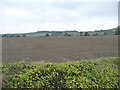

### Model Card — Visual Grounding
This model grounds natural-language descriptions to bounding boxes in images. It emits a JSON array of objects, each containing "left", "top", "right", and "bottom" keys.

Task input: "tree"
[
  {"left": 80, "top": 32, "right": 83, "bottom": 36},
  {"left": 84, "top": 32, "right": 89, "bottom": 36},
  {"left": 104, "top": 32, "right": 106, "bottom": 35},
  {"left": 115, "top": 27, "right": 120, "bottom": 35},
  {"left": 64, "top": 32, "right": 71, "bottom": 36},
  {"left": 45, "top": 34, "right": 49, "bottom": 37},
  {"left": 104, "top": 32, "right": 108, "bottom": 35},
  {"left": 16, "top": 34, "right": 20, "bottom": 37}
]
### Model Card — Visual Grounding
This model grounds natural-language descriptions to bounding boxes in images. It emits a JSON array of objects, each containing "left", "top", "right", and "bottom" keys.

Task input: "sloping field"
[{"left": 2, "top": 35, "right": 118, "bottom": 63}]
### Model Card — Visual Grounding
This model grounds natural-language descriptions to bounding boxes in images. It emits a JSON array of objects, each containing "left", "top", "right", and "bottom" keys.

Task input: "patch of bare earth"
[{"left": 2, "top": 36, "right": 118, "bottom": 63}]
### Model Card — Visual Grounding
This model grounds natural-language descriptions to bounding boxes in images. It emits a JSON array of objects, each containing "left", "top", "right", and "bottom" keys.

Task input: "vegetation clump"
[{"left": 2, "top": 57, "right": 119, "bottom": 89}]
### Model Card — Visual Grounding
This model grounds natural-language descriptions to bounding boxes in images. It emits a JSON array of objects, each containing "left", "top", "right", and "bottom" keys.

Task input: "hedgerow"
[{"left": 2, "top": 57, "right": 119, "bottom": 89}]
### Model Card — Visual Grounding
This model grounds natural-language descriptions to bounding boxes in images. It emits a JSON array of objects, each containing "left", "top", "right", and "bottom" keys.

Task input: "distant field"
[{"left": 2, "top": 35, "right": 118, "bottom": 63}]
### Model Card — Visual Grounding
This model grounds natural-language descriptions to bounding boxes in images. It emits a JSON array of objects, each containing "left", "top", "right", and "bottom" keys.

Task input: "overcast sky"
[{"left": 0, "top": 0, "right": 119, "bottom": 34}]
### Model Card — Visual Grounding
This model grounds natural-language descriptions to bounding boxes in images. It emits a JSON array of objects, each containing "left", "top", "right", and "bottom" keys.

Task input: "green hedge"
[{"left": 2, "top": 58, "right": 119, "bottom": 89}]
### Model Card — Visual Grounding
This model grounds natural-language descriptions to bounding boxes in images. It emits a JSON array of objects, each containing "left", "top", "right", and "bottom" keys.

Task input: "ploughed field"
[{"left": 2, "top": 35, "right": 118, "bottom": 63}]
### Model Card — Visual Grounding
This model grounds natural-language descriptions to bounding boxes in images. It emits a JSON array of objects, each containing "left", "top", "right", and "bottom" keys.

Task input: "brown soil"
[{"left": 2, "top": 35, "right": 118, "bottom": 63}]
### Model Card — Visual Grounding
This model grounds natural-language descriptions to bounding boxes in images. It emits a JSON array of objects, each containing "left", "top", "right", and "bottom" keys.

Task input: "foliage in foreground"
[{"left": 2, "top": 57, "right": 119, "bottom": 89}]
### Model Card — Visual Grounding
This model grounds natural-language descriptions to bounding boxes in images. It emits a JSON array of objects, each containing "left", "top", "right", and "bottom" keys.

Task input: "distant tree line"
[
  {"left": 2, "top": 34, "right": 26, "bottom": 38},
  {"left": 2, "top": 27, "right": 119, "bottom": 38}
]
